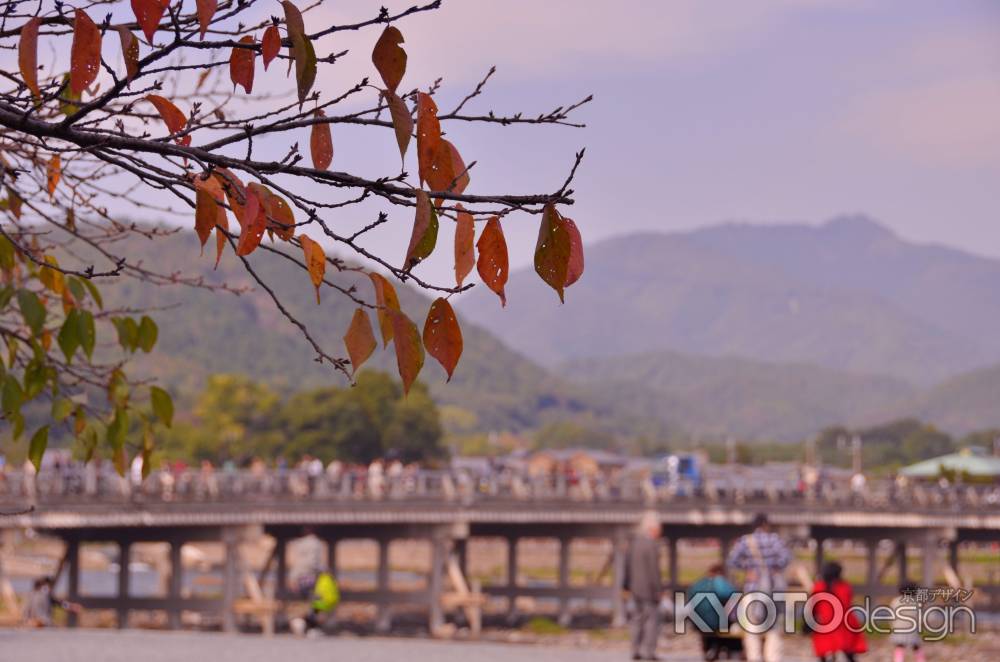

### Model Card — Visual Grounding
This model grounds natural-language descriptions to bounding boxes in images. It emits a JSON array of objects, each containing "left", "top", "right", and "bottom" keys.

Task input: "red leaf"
[
  {"left": 131, "top": 0, "right": 168, "bottom": 44},
  {"left": 247, "top": 183, "right": 295, "bottom": 241},
  {"left": 372, "top": 26, "right": 406, "bottom": 94},
  {"left": 18, "top": 17, "right": 40, "bottom": 98},
  {"left": 70, "top": 9, "right": 101, "bottom": 95},
  {"left": 423, "top": 298, "right": 463, "bottom": 381},
  {"left": 390, "top": 309, "right": 424, "bottom": 395},
  {"left": 534, "top": 203, "right": 572, "bottom": 302},
  {"left": 193, "top": 173, "right": 225, "bottom": 250},
  {"left": 383, "top": 89, "right": 413, "bottom": 163},
  {"left": 261, "top": 25, "right": 281, "bottom": 70},
  {"left": 299, "top": 235, "right": 325, "bottom": 304},
  {"left": 236, "top": 186, "right": 266, "bottom": 256},
  {"left": 229, "top": 35, "right": 256, "bottom": 94},
  {"left": 369, "top": 272, "right": 401, "bottom": 347},
  {"left": 310, "top": 110, "right": 333, "bottom": 170},
  {"left": 195, "top": 0, "right": 217, "bottom": 40},
  {"left": 476, "top": 216, "right": 508, "bottom": 306},
  {"left": 416, "top": 92, "right": 441, "bottom": 187},
  {"left": 146, "top": 95, "right": 191, "bottom": 146},
  {"left": 116, "top": 27, "right": 140, "bottom": 81},
  {"left": 563, "top": 217, "right": 584, "bottom": 287},
  {"left": 343, "top": 308, "right": 376, "bottom": 377},
  {"left": 454, "top": 204, "right": 475, "bottom": 287}
]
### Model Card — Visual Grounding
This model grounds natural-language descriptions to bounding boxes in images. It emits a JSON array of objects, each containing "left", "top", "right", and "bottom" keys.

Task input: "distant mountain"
[
  {"left": 87, "top": 230, "right": 618, "bottom": 434},
  {"left": 560, "top": 351, "right": 915, "bottom": 441},
  {"left": 902, "top": 365, "right": 1000, "bottom": 435},
  {"left": 459, "top": 216, "right": 993, "bottom": 384}
]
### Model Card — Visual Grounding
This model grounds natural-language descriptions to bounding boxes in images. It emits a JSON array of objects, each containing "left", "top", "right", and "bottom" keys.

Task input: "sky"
[{"left": 300, "top": 0, "right": 1000, "bottom": 281}]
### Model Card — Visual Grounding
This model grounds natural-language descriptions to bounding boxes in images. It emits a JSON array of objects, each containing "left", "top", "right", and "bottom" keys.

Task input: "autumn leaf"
[
  {"left": 18, "top": 17, "right": 40, "bottom": 99},
  {"left": 404, "top": 190, "right": 438, "bottom": 271},
  {"left": 343, "top": 308, "right": 376, "bottom": 377},
  {"left": 372, "top": 26, "right": 406, "bottom": 94},
  {"left": 213, "top": 167, "right": 247, "bottom": 222},
  {"left": 282, "top": 1, "right": 317, "bottom": 105},
  {"left": 230, "top": 36, "right": 256, "bottom": 94},
  {"left": 423, "top": 297, "right": 463, "bottom": 381},
  {"left": 248, "top": 183, "right": 295, "bottom": 241},
  {"left": 382, "top": 89, "right": 413, "bottom": 162},
  {"left": 446, "top": 141, "right": 470, "bottom": 195},
  {"left": 262, "top": 25, "right": 281, "bottom": 70},
  {"left": 534, "top": 203, "right": 572, "bottom": 302},
  {"left": 116, "top": 27, "right": 140, "bottom": 81},
  {"left": 193, "top": 173, "right": 225, "bottom": 250},
  {"left": 563, "top": 216, "right": 584, "bottom": 287},
  {"left": 236, "top": 185, "right": 266, "bottom": 256},
  {"left": 476, "top": 216, "right": 508, "bottom": 306},
  {"left": 299, "top": 235, "right": 325, "bottom": 304},
  {"left": 196, "top": 0, "right": 217, "bottom": 40},
  {"left": 146, "top": 95, "right": 191, "bottom": 146},
  {"left": 416, "top": 92, "right": 442, "bottom": 187},
  {"left": 214, "top": 212, "right": 229, "bottom": 269},
  {"left": 390, "top": 309, "right": 424, "bottom": 395},
  {"left": 46, "top": 156, "right": 61, "bottom": 199},
  {"left": 310, "top": 110, "right": 333, "bottom": 170},
  {"left": 70, "top": 9, "right": 101, "bottom": 95},
  {"left": 131, "top": 0, "right": 167, "bottom": 44},
  {"left": 454, "top": 204, "right": 475, "bottom": 287},
  {"left": 369, "top": 272, "right": 400, "bottom": 347}
]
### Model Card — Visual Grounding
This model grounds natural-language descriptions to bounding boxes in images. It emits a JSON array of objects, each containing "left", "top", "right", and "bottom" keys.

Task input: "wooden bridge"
[{"left": 2, "top": 468, "right": 999, "bottom": 633}]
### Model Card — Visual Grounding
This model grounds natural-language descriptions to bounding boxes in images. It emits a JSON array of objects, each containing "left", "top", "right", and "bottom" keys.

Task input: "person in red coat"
[{"left": 811, "top": 561, "right": 867, "bottom": 662}]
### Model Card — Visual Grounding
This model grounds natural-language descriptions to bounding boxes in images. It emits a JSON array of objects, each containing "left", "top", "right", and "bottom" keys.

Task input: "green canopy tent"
[{"left": 899, "top": 446, "right": 1000, "bottom": 483}]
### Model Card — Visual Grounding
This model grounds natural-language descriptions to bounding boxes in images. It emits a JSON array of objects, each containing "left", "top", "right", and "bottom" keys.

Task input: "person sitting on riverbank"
[
  {"left": 686, "top": 563, "right": 740, "bottom": 660},
  {"left": 23, "top": 576, "right": 80, "bottom": 627},
  {"left": 811, "top": 561, "right": 867, "bottom": 662},
  {"left": 290, "top": 568, "right": 340, "bottom": 637}
]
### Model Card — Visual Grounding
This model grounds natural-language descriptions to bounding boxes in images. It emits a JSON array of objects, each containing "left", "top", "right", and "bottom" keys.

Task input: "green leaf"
[
  {"left": 80, "top": 425, "right": 98, "bottom": 462},
  {"left": 2, "top": 375, "right": 23, "bottom": 417},
  {"left": 51, "top": 398, "right": 74, "bottom": 422},
  {"left": 282, "top": 1, "right": 317, "bottom": 105},
  {"left": 107, "top": 407, "right": 128, "bottom": 452},
  {"left": 22, "top": 360, "right": 47, "bottom": 400},
  {"left": 59, "top": 72, "right": 81, "bottom": 116},
  {"left": 17, "top": 289, "right": 46, "bottom": 335},
  {"left": 81, "top": 277, "right": 103, "bottom": 309},
  {"left": 58, "top": 308, "right": 81, "bottom": 362},
  {"left": 28, "top": 425, "right": 48, "bottom": 471},
  {"left": 112, "top": 316, "right": 139, "bottom": 352},
  {"left": 10, "top": 411, "right": 24, "bottom": 441},
  {"left": 150, "top": 386, "right": 173, "bottom": 428},
  {"left": 67, "top": 277, "right": 86, "bottom": 303},
  {"left": 0, "top": 285, "right": 14, "bottom": 310},
  {"left": 137, "top": 315, "right": 158, "bottom": 352},
  {"left": 77, "top": 309, "right": 96, "bottom": 360},
  {"left": 0, "top": 237, "right": 14, "bottom": 271}
]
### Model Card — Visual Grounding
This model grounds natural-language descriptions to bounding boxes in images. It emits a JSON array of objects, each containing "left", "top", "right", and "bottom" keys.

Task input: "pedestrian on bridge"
[{"left": 625, "top": 511, "right": 664, "bottom": 661}]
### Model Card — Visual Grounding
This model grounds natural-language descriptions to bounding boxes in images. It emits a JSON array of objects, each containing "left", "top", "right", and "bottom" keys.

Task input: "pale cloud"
[{"left": 840, "top": 76, "right": 1000, "bottom": 167}]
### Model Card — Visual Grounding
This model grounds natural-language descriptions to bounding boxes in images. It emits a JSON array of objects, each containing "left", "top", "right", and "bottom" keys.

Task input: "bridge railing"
[{"left": 1, "top": 466, "right": 999, "bottom": 511}]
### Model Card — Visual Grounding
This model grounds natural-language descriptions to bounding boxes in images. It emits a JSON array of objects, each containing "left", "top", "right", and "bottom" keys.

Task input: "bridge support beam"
[
  {"left": 117, "top": 540, "right": 131, "bottom": 629},
  {"left": 896, "top": 540, "right": 908, "bottom": 584},
  {"left": 375, "top": 537, "right": 392, "bottom": 633},
  {"left": 168, "top": 539, "right": 183, "bottom": 630},
  {"left": 428, "top": 536, "right": 446, "bottom": 632},
  {"left": 506, "top": 536, "right": 518, "bottom": 623},
  {"left": 66, "top": 538, "right": 80, "bottom": 628},
  {"left": 558, "top": 536, "right": 571, "bottom": 627},
  {"left": 667, "top": 537, "right": 679, "bottom": 593},
  {"left": 221, "top": 528, "right": 239, "bottom": 633},
  {"left": 814, "top": 537, "right": 825, "bottom": 575},
  {"left": 865, "top": 538, "right": 879, "bottom": 594},
  {"left": 611, "top": 532, "right": 627, "bottom": 628}
]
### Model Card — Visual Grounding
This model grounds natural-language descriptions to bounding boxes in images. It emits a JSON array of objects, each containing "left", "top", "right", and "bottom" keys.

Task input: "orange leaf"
[
  {"left": 368, "top": 272, "right": 400, "bottom": 347},
  {"left": 116, "top": 27, "right": 140, "bottom": 81},
  {"left": 146, "top": 95, "right": 191, "bottom": 146},
  {"left": 299, "top": 235, "right": 325, "bottom": 304},
  {"left": 236, "top": 186, "right": 266, "bottom": 256},
  {"left": 534, "top": 203, "right": 572, "bottom": 302},
  {"left": 416, "top": 92, "right": 442, "bottom": 187},
  {"left": 70, "top": 9, "right": 101, "bottom": 95},
  {"left": 194, "top": 173, "right": 225, "bottom": 249},
  {"left": 423, "top": 298, "right": 463, "bottom": 381},
  {"left": 476, "top": 216, "right": 508, "bottom": 306},
  {"left": 262, "top": 25, "right": 281, "bottom": 70},
  {"left": 310, "top": 110, "right": 333, "bottom": 170},
  {"left": 454, "top": 204, "right": 475, "bottom": 287},
  {"left": 18, "top": 17, "right": 40, "bottom": 98},
  {"left": 46, "top": 155, "right": 61, "bottom": 199},
  {"left": 229, "top": 35, "right": 256, "bottom": 94},
  {"left": 372, "top": 25, "right": 406, "bottom": 94},
  {"left": 390, "top": 309, "right": 424, "bottom": 395},
  {"left": 213, "top": 168, "right": 247, "bottom": 223},
  {"left": 131, "top": 0, "right": 167, "bottom": 44},
  {"left": 446, "top": 141, "right": 470, "bottom": 195},
  {"left": 214, "top": 211, "right": 229, "bottom": 269},
  {"left": 382, "top": 89, "right": 413, "bottom": 163},
  {"left": 563, "top": 217, "right": 584, "bottom": 287},
  {"left": 343, "top": 308, "right": 376, "bottom": 377},
  {"left": 195, "top": 0, "right": 217, "bottom": 40},
  {"left": 404, "top": 190, "right": 438, "bottom": 271}
]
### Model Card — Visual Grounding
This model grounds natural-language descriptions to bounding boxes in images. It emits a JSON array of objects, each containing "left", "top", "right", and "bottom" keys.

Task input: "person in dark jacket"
[
  {"left": 687, "top": 564, "right": 740, "bottom": 660},
  {"left": 625, "top": 511, "right": 663, "bottom": 660}
]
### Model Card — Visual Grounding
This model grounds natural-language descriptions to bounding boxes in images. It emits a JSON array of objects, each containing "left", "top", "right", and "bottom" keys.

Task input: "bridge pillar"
[
  {"left": 428, "top": 535, "right": 446, "bottom": 632},
  {"left": 221, "top": 528, "right": 239, "bottom": 633},
  {"left": 168, "top": 539, "right": 183, "bottom": 630},
  {"left": 667, "top": 537, "right": 679, "bottom": 593},
  {"left": 948, "top": 540, "right": 960, "bottom": 579},
  {"left": 896, "top": 540, "right": 908, "bottom": 584},
  {"left": 719, "top": 535, "right": 733, "bottom": 565},
  {"left": 375, "top": 537, "right": 392, "bottom": 633},
  {"left": 814, "top": 537, "right": 825, "bottom": 575},
  {"left": 66, "top": 538, "right": 80, "bottom": 628},
  {"left": 922, "top": 533, "right": 939, "bottom": 588},
  {"left": 506, "top": 536, "right": 518, "bottom": 623},
  {"left": 274, "top": 537, "right": 288, "bottom": 601},
  {"left": 558, "top": 535, "right": 571, "bottom": 627},
  {"left": 865, "top": 538, "right": 879, "bottom": 594},
  {"left": 326, "top": 538, "right": 338, "bottom": 575},
  {"left": 611, "top": 531, "right": 627, "bottom": 628},
  {"left": 117, "top": 540, "right": 131, "bottom": 629}
]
